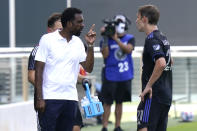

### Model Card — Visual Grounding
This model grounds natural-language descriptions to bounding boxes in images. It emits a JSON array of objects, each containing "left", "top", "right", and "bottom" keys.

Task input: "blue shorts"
[{"left": 38, "top": 100, "right": 77, "bottom": 131}]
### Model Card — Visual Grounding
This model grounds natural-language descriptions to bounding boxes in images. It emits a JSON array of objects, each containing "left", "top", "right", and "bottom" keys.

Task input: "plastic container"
[{"left": 81, "top": 83, "right": 104, "bottom": 118}]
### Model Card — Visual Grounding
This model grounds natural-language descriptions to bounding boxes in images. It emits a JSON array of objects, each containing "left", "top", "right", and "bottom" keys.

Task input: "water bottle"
[
  {"left": 81, "top": 96, "right": 89, "bottom": 107},
  {"left": 92, "top": 96, "right": 99, "bottom": 102}
]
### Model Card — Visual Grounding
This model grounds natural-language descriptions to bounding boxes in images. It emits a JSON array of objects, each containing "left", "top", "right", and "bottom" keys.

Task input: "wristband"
[
  {"left": 87, "top": 44, "right": 94, "bottom": 47},
  {"left": 116, "top": 38, "right": 121, "bottom": 43},
  {"left": 37, "top": 97, "right": 43, "bottom": 100}
]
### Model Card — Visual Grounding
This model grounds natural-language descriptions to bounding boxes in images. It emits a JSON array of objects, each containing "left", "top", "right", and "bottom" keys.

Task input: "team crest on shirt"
[
  {"left": 162, "top": 40, "right": 170, "bottom": 45},
  {"left": 114, "top": 48, "right": 127, "bottom": 60},
  {"left": 152, "top": 44, "right": 160, "bottom": 51}
]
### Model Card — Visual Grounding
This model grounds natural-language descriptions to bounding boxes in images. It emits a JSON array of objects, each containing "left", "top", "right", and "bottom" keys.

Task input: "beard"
[
  {"left": 74, "top": 31, "right": 81, "bottom": 36},
  {"left": 72, "top": 28, "right": 82, "bottom": 36}
]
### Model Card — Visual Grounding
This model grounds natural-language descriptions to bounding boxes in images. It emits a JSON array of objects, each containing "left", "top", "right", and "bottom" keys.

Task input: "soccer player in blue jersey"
[
  {"left": 136, "top": 5, "right": 173, "bottom": 131},
  {"left": 100, "top": 14, "right": 135, "bottom": 131}
]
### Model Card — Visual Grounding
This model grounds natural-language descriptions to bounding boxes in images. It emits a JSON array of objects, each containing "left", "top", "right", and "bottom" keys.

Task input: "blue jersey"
[{"left": 105, "top": 34, "right": 135, "bottom": 81}]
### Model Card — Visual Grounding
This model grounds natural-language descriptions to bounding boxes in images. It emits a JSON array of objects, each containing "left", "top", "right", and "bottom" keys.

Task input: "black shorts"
[
  {"left": 101, "top": 79, "right": 132, "bottom": 105},
  {"left": 137, "top": 98, "right": 170, "bottom": 131},
  {"left": 73, "top": 105, "right": 83, "bottom": 127}
]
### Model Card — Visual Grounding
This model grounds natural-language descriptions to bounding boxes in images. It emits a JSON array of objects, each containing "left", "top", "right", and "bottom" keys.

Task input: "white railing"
[
  {"left": 0, "top": 46, "right": 197, "bottom": 103},
  {"left": 95, "top": 46, "right": 197, "bottom": 58},
  {"left": 1, "top": 46, "right": 197, "bottom": 58}
]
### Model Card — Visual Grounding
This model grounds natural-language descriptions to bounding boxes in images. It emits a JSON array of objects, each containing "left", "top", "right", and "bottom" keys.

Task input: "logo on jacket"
[
  {"left": 152, "top": 44, "right": 160, "bottom": 51},
  {"left": 114, "top": 48, "right": 127, "bottom": 60}
]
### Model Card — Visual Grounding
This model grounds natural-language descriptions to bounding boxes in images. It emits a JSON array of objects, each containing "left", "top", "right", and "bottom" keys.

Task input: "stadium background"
[
  {"left": 0, "top": 0, "right": 197, "bottom": 130},
  {"left": 1, "top": 0, "right": 197, "bottom": 47}
]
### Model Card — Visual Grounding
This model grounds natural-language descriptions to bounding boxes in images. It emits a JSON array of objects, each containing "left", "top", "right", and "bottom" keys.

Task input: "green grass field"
[
  {"left": 82, "top": 113, "right": 197, "bottom": 131},
  {"left": 81, "top": 118, "right": 197, "bottom": 131},
  {"left": 81, "top": 103, "right": 197, "bottom": 131},
  {"left": 168, "top": 121, "right": 197, "bottom": 131}
]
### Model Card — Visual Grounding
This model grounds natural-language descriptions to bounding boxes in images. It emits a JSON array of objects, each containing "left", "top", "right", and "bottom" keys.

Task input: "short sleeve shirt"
[
  {"left": 142, "top": 30, "right": 172, "bottom": 105},
  {"left": 35, "top": 30, "right": 86, "bottom": 101}
]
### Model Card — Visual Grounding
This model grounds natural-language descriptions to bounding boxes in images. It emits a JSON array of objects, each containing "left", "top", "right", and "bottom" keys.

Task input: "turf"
[
  {"left": 81, "top": 121, "right": 136, "bottom": 131},
  {"left": 168, "top": 121, "right": 197, "bottom": 131},
  {"left": 81, "top": 103, "right": 197, "bottom": 131},
  {"left": 81, "top": 117, "right": 197, "bottom": 131}
]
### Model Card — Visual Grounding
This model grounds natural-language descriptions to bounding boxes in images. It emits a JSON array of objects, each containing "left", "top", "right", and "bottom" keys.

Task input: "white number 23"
[{"left": 118, "top": 62, "right": 129, "bottom": 73}]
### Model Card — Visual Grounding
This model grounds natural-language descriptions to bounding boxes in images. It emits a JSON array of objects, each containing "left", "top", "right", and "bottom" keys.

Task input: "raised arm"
[{"left": 81, "top": 24, "right": 96, "bottom": 73}]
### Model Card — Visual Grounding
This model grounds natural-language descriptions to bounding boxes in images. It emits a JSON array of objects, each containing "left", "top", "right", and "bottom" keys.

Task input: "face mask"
[{"left": 115, "top": 23, "right": 126, "bottom": 34}]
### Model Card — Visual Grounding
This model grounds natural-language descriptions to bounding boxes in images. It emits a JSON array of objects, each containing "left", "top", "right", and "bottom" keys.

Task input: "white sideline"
[{"left": 0, "top": 101, "right": 37, "bottom": 131}]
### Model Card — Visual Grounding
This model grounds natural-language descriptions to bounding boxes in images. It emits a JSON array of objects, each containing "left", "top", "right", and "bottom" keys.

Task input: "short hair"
[
  {"left": 138, "top": 5, "right": 160, "bottom": 25},
  {"left": 47, "top": 13, "right": 61, "bottom": 28},
  {"left": 61, "top": 7, "right": 82, "bottom": 28}
]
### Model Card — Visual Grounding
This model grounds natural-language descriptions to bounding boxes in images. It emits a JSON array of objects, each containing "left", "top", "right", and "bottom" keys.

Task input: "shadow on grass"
[
  {"left": 81, "top": 121, "right": 137, "bottom": 131},
  {"left": 81, "top": 116, "right": 197, "bottom": 131}
]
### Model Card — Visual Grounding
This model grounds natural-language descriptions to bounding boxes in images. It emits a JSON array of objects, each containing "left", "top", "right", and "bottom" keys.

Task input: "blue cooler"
[{"left": 82, "top": 80, "right": 104, "bottom": 118}]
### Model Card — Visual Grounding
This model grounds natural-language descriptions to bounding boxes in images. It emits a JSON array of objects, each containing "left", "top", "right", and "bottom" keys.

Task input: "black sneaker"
[
  {"left": 101, "top": 127, "right": 108, "bottom": 131},
  {"left": 114, "top": 126, "right": 123, "bottom": 131}
]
